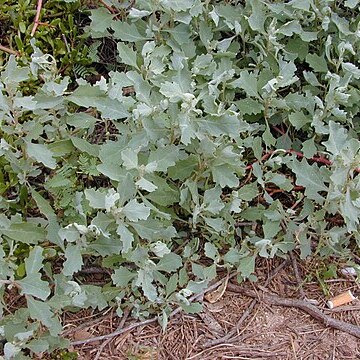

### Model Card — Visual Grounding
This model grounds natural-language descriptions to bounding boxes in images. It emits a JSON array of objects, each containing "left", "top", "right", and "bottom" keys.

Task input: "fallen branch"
[
  {"left": 31, "top": 0, "right": 43, "bottom": 36},
  {"left": 0, "top": 44, "right": 19, "bottom": 56},
  {"left": 227, "top": 283, "right": 360, "bottom": 339},
  {"left": 71, "top": 272, "right": 237, "bottom": 346}
]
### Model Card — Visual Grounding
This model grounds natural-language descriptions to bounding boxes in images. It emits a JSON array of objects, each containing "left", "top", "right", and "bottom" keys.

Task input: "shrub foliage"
[{"left": 0, "top": 0, "right": 360, "bottom": 357}]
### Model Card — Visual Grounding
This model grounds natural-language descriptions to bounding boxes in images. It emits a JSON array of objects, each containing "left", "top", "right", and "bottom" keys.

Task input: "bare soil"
[{"left": 64, "top": 258, "right": 360, "bottom": 360}]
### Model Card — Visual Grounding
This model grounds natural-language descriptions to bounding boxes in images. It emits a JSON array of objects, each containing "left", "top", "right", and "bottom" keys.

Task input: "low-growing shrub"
[{"left": 0, "top": 0, "right": 360, "bottom": 357}]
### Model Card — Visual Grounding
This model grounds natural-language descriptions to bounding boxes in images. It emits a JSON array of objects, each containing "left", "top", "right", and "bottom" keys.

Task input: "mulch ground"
[{"left": 62, "top": 258, "right": 360, "bottom": 360}]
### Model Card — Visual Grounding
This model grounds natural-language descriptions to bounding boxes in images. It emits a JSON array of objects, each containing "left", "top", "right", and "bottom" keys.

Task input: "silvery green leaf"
[
  {"left": 203, "top": 217, "right": 225, "bottom": 232},
  {"left": 1, "top": 55, "right": 29, "bottom": 85},
  {"left": 150, "top": 241, "right": 171, "bottom": 257},
  {"left": 117, "top": 43, "right": 139, "bottom": 69},
  {"left": 136, "top": 269, "right": 157, "bottom": 301},
  {"left": 238, "top": 255, "right": 255, "bottom": 278},
  {"left": 323, "top": 121, "right": 348, "bottom": 156},
  {"left": 156, "top": 253, "right": 182, "bottom": 272},
  {"left": 289, "top": 159, "right": 328, "bottom": 202},
  {"left": 306, "top": 53, "right": 328, "bottom": 73},
  {"left": 340, "top": 189, "right": 360, "bottom": 231},
  {"left": 302, "top": 137, "right": 317, "bottom": 158},
  {"left": 288, "top": 111, "right": 311, "bottom": 130},
  {"left": 112, "top": 267, "right": 136, "bottom": 287},
  {"left": 121, "top": 148, "right": 139, "bottom": 169},
  {"left": 85, "top": 188, "right": 106, "bottom": 209},
  {"left": 116, "top": 224, "right": 134, "bottom": 253},
  {"left": 160, "top": 0, "right": 193, "bottom": 11},
  {"left": 344, "top": 0, "right": 359, "bottom": 8},
  {"left": 342, "top": 63, "right": 360, "bottom": 79},
  {"left": 303, "top": 71, "right": 321, "bottom": 87},
  {"left": 89, "top": 8, "right": 113, "bottom": 34},
  {"left": 18, "top": 273, "right": 50, "bottom": 300},
  {"left": 128, "top": 8, "right": 152, "bottom": 18},
  {"left": 27, "top": 297, "right": 62, "bottom": 336},
  {"left": 25, "top": 246, "right": 43, "bottom": 275},
  {"left": 167, "top": 24, "right": 191, "bottom": 45},
  {"left": 66, "top": 112, "right": 98, "bottom": 130},
  {"left": 123, "top": 200, "right": 150, "bottom": 222},
  {"left": 1, "top": 223, "right": 46, "bottom": 244},
  {"left": 168, "top": 154, "right": 198, "bottom": 181},
  {"left": 63, "top": 244, "right": 83, "bottom": 276},
  {"left": 70, "top": 137, "right": 100, "bottom": 157},
  {"left": 148, "top": 145, "right": 181, "bottom": 172},
  {"left": 212, "top": 165, "right": 239, "bottom": 188},
  {"left": 231, "top": 71, "right": 258, "bottom": 98},
  {"left": 204, "top": 242, "right": 219, "bottom": 261},
  {"left": 26, "top": 142, "right": 56, "bottom": 169},
  {"left": 31, "top": 189, "right": 56, "bottom": 220},
  {"left": 4, "top": 343, "right": 21, "bottom": 359},
  {"left": 90, "top": 235, "right": 122, "bottom": 256},
  {"left": 248, "top": 0, "right": 266, "bottom": 32},
  {"left": 111, "top": 21, "right": 148, "bottom": 42},
  {"left": 203, "top": 186, "right": 224, "bottom": 214},
  {"left": 13, "top": 96, "right": 37, "bottom": 110},
  {"left": 135, "top": 177, "right": 158, "bottom": 192},
  {"left": 68, "top": 85, "right": 129, "bottom": 119}
]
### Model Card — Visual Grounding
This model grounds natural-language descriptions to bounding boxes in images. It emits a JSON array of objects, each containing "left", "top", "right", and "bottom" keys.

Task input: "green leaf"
[
  {"left": 123, "top": 200, "right": 150, "bottom": 222},
  {"left": 136, "top": 269, "right": 157, "bottom": 301},
  {"left": 112, "top": 267, "right": 136, "bottom": 287},
  {"left": 306, "top": 53, "right": 328, "bottom": 73},
  {"left": 68, "top": 85, "right": 129, "bottom": 119},
  {"left": 156, "top": 253, "right": 182, "bottom": 273},
  {"left": 90, "top": 8, "right": 113, "bottom": 34},
  {"left": 231, "top": 71, "right": 259, "bottom": 98},
  {"left": 323, "top": 121, "right": 348, "bottom": 156},
  {"left": 1, "top": 223, "right": 46, "bottom": 244},
  {"left": 248, "top": 0, "right": 266, "bottom": 32},
  {"left": 111, "top": 21, "right": 148, "bottom": 42},
  {"left": 26, "top": 142, "right": 56, "bottom": 169},
  {"left": 238, "top": 255, "right": 255, "bottom": 278},
  {"left": 27, "top": 297, "right": 62, "bottom": 336},
  {"left": 63, "top": 244, "right": 83, "bottom": 276},
  {"left": 31, "top": 189, "right": 56, "bottom": 220},
  {"left": 25, "top": 246, "right": 43, "bottom": 274},
  {"left": 116, "top": 224, "right": 134, "bottom": 253},
  {"left": 289, "top": 159, "right": 328, "bottom": 202},
  {"left": 117, "top": 43, "right": 138, "bottom": 69},
  {"left": 18, "top": 273, "right": 50, "bottom": 300}
]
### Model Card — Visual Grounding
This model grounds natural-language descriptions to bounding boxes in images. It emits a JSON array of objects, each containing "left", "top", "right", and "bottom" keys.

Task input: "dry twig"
[
  {"left": 0, "top": 44, "right": 19, "bottom": 56},
  {"left": 289, "top": 251, "right": 306, "bottom": 299},
  {"left": 227, "top": 283, "right": 360, "bottom": 339}
]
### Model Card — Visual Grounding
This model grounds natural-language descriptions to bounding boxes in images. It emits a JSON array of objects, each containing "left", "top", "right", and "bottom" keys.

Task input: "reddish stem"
[
  {"left": 31, "top": 0, "right": 43, "bottom": 36},
  {"left": 246, "top": 149, "right": 333, "bottom": 170}
]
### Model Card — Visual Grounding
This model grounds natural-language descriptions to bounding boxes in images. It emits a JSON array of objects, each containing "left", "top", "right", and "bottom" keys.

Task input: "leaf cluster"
[{"left": 0, "top": 0, "right": 360, "bottom": 357}]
